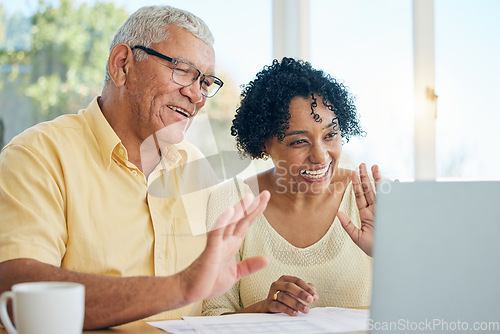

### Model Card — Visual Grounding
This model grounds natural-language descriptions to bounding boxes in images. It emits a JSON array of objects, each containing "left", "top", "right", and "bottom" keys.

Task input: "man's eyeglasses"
[{"left": 131, "top": 45, "right": 223, "bottom": 98}]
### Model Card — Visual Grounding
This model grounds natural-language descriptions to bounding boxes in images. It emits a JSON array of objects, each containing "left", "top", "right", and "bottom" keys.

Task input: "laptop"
[{"left": 369, "top": 181, "right": 500, "bottom": 333}]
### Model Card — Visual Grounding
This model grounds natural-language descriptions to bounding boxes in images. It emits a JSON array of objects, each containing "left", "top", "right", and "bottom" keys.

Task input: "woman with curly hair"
[{"left": 202, "top": 57, "right": 381, "bottom": 316}]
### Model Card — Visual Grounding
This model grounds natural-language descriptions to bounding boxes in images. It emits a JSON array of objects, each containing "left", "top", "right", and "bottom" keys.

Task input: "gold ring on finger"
[{"left": 273, "top": 291, "right": 281, "bottom": 301}]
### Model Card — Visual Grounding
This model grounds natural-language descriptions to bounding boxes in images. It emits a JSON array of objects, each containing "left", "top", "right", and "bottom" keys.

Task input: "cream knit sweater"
[{"left": 202, "top": 177, "right": 373, "bottom": 316}]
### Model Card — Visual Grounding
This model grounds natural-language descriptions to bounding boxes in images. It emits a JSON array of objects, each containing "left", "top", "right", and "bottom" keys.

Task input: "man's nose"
[{"left": 181, "top": 78, "right": 204, "bottom": 104}]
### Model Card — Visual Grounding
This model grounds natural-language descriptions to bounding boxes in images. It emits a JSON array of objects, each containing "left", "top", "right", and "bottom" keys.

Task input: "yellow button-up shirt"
[{"left": 0, "top": 97, "right": 215, "bottom": 320}]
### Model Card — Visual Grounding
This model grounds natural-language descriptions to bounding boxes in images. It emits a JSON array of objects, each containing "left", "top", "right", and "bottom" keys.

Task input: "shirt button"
[
  {"left": 132, "top": 170, "right": 138, "bottom": 175},
  {"left": 119, "top": 148, "right": 125, "bottom": 155}
]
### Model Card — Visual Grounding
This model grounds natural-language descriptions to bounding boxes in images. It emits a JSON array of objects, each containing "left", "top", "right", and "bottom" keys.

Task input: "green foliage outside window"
[{"left": 1, "top": 0, "right": 129, "bottom": 124}]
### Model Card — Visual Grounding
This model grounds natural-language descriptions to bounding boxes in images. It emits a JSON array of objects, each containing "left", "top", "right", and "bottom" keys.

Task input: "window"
[
  {"left": 435, "top": 0, "right": 500, "bottom": 179},
  {"left": 311, "top": 0, "right": 414, "bottom": 181}
]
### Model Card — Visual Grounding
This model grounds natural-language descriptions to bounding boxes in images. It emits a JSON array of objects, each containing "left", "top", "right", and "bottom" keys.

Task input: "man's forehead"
[{"left": 154, "top": 26, "right": 215, "bottom": 72}]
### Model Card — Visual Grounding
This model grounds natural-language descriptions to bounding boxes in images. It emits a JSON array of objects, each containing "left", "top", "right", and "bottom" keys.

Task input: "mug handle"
[{"left": 0, "top": 291, "right": 17, "bottom": 334}]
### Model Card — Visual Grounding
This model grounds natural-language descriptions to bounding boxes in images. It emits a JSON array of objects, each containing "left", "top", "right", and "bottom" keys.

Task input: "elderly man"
[{"left": 0, "top": 5, "right": 269, "bottom": 329}]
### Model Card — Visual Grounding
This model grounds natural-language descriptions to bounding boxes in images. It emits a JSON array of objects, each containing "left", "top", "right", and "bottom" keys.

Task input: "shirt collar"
[
  {"left": 82, "top": 96, "right": 122, "bottom": 169},
  {"left": 82, "top": 97, "right": 194, "bottom": 172}
]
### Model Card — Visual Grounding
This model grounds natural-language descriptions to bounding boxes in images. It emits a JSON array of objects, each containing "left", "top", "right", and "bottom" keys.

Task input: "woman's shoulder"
[
  {"left": 209, "top": 178, "right": 253, "bottom": 205},
  {"left": 210, "top": 178, "right": 239, "bottom": 196}
]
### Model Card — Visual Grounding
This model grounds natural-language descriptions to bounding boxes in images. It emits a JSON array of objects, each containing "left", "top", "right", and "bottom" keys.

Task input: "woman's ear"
[
  {"left": 259, "top": 144, "right": 270, "bottom": 160},
  {"left": 107, "top": 43, "right": 133, "bottom": 87}
]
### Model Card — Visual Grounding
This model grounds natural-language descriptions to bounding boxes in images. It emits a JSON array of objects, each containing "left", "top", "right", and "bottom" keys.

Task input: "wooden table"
[
  {"left": 1, "top": 320, "right": 165, "bottom": 333},
  {"left": 91, "top": 321, "right": 166, "bottom": 333}
]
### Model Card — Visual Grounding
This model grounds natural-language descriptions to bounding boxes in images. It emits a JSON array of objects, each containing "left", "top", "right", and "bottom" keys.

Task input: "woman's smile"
[{"left": 299, "top": 161, "right": 333, "bottom": 182}]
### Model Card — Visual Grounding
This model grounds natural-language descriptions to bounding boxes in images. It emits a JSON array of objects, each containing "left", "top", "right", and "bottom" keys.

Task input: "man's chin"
[
  {"left": 160, "top": 132, "right": 184, "bottom": 144},
  {"left": 155, "top": 122, "right": 188, "bottom": 145}
]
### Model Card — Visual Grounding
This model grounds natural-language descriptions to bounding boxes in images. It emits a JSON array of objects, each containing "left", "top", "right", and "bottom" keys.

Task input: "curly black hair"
[{"left": 231, "top": 57, "right": 365, "bottom": 159}]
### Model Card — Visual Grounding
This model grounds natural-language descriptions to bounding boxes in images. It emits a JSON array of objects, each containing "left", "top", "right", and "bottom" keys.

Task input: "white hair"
[{"left": 104, "top": 5, "right": 214, "bottom": 83}]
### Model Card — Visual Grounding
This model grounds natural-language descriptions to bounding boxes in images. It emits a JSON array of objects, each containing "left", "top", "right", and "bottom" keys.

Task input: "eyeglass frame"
[{"left": 130, "top": 45, "right": 224, "bottom": 98}]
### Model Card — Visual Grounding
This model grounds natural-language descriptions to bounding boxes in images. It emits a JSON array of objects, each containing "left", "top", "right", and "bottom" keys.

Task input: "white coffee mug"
[{"left": 0, "top": 282, "right": 85, "bottom": 334}]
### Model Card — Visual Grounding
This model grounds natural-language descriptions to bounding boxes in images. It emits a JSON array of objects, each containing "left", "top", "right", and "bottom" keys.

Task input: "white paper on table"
[
  {"left": 306, "top": 307, "right": 370, "bottom": 332},
  {"left": 148, "top": 307, "right": 369, "bottom": 334},
  {"left": 183, "top": 312, "right": 329, "bottom": 334},
  {"left": 146, "top": 319, "right": 198, "bottom": 333}
]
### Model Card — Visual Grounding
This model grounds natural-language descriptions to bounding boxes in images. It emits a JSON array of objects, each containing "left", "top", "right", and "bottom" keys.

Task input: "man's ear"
[{"left": 107, "top": 43, "right": 133, "bottom": 87}]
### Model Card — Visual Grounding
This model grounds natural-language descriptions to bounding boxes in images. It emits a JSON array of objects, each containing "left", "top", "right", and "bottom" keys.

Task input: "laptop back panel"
[{"left": 370, "top": 181, "right": 500, "bottom": 333}]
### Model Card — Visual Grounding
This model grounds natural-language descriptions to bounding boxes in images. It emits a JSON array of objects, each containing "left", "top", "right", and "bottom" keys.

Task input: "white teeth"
[
  {"left": 169, "top": 106, "right": 190, "bottom": 117},
  {"left": 300, "top": 164, "right": 330, "bottom": 179}
]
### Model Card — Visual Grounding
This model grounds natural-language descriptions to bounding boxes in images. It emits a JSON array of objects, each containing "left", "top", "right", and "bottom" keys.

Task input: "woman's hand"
[
  {"left": 253, "top": 275, "right": 319, "bottom": 316},
  {"left": 337, "top": 163, "right": 381, "bottom": 257}
]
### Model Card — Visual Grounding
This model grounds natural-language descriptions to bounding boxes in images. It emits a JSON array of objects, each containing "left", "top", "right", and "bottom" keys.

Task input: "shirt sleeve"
[{"left": 0, "top": 144, "right": 67, "bottom": 265}]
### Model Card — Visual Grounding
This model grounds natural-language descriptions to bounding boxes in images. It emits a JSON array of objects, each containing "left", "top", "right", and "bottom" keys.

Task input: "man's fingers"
[
  {"left": 233, "top": 191, "right": 270, "bottom": 237},
  {"left": 230, "top": 193, "right": 257, "bottom": 223},
  {"left": 226, "top": 191, "right": 267, "bottom": 227},
  {"left": 209, "top": 192, "right": 258, "bottom": 234},
  {"left": 210, "top": 206, "right": 235, "bottom": 236},
  {"left": 236, "top": 255, "right": 269, "bottom": 280},
  {"left": 210, "top": 191, "right": 269, "bottom": 246}
]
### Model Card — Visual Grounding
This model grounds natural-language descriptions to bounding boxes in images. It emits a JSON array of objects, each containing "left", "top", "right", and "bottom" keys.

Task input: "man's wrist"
[{"left": 172, "top": 264, "right": 202, "bottom": 306}]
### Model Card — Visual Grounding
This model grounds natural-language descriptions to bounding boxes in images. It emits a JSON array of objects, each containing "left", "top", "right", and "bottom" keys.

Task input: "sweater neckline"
[{"left": 259, "top": 181, "right": 354, "bottom": 252}]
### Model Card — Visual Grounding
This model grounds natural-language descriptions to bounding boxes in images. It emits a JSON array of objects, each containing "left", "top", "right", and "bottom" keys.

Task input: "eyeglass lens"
[{"left": 172, "top": 61, "right": 221, "bottom": 97}]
